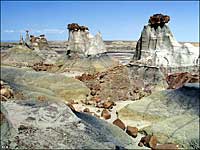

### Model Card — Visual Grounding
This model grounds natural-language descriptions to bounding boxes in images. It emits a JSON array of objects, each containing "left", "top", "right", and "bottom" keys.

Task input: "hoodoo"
[
  {"left": 67, "top": 23, "right": 107, "bottom": 57},
  {"left": 133, "top": 14, "right": 199, "bottom": 67}
]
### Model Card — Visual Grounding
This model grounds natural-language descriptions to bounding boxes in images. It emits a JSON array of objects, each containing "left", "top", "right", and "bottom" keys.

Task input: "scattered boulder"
[
  {"left": 83, "top": 108, "right": 90, "bottom": 113},
  {"left": 113, "top": 119, "right": 126, "bottom": 130},
  {"left": 101, "top": 109, "right": 111, "bottom": 120},
  {"left": 76, "top": 73, "right": 98, "bottom": 81},
  {"left": 32, "top": 62, "right": 54, "bottom": 72},
  {"left": 139, "top": 135, "right": 157, "bottom": 149},
  {"left": 149, "top": 135, "right": 158, "bottom": 149},
  {"left": 76, "top": 65, "right": 164, "bottom": 105},
  {"left": 126, "top": 126, "right": 138, "bottom": 138},
  {"left": 103, "top": 101, "right": 115, "bottom": 109}
]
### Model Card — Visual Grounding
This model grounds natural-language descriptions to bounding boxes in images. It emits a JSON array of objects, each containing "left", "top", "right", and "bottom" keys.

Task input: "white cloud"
[
  {"left": 43, "top": 29, "right": 65, "bottom": 34},
  {"left": 3, "top": 28, "right": 66, "bottom": 35},
  {"left": 4, "top": 30, "right": 15, "bottom": 33}
]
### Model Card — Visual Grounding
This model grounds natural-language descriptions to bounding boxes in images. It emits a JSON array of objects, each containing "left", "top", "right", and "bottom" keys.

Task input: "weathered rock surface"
[
  {"left": 1, "top": 100, "right": 145, "bottom": 149},
  {"left": 1, "top": 43, "right": 118, "bottom": 74},
  {"left": 127, "top": 64, "right": 168, "bottom": 92},
  {"left": 1, "top": 45, "right": 44, "bottom": 67},
  {"left": 1, "top": 45, "right": 62, "bottom": 68},
  {"left": 1, "top": 66, "right": 90, "bottom": 103},
  {"left": 2, "top": 40, "right": 198, "bottom": 66},
  {"left": 55, "top": 54, "right": 119, "bottom": 74},
  {"left": 133, "top": 14, "right": 199, "bottom": 67},
  {"left": 118, "top": 83, "right": 200, "bottom": 149}
]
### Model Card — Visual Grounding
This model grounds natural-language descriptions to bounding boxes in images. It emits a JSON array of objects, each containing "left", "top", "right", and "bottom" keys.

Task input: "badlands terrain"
[
  {"left": 1, "top": 40, "right": 199, "bottom": 65},
  {"left": 0, "top": 14, "right": 199, "bottom": 149}
]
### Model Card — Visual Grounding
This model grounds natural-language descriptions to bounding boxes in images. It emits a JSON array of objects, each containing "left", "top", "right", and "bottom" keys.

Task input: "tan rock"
[
  {"left": 149, "top": 135, "right": 158, "bottom": 149},
  {"left": 0, "top": 88, "right": 13, "bottom": 99},
  {"left": 37, "top": 95, "right": 47, "bottom": 101},
  {"left": 139, "top": 136, "right": 148, "bottom": 147},
  {"left": 101, "top": 109, "right": 111, "bottom": 120},
  {"left": 94, "top": 97, "right": 101, "bottom": 103},
  {"left": 113, "top": 119, "right": 126, "bottom": 130},
  {"left": 126, "top": 126, "right": 138, "bottom": 138},
  {"left": 103, "top": 101, "right": 115, "bottom": 109},
  {"left": 83, "top": 108, "right": 90, "bottom": 113},
  {"left": 139, "top": 135, "right": 157, "bottom": 149}
]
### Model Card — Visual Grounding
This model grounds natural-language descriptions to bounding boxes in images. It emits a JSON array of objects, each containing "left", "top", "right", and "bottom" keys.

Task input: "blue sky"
[{"left": 1, "top": 1, "right": 199, "bottom": 42}]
